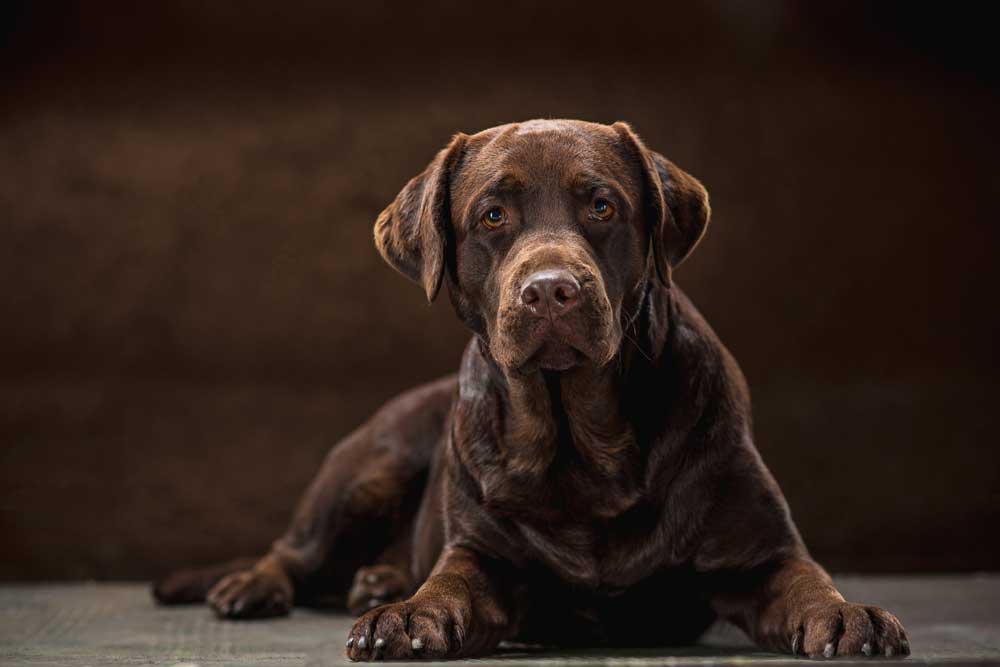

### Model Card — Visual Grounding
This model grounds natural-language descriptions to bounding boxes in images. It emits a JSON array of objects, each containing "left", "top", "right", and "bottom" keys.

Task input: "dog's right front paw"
[{"left": 207, "top": 569, "right": 292, "bottom": 619}]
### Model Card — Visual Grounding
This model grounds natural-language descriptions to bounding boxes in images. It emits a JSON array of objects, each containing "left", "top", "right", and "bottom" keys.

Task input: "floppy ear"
[
  {"left": 373, "top": 133, "right": 468, "bottom": 301},
  {"left": 613, "top": 122, "right": 710, "bottom": 286}
]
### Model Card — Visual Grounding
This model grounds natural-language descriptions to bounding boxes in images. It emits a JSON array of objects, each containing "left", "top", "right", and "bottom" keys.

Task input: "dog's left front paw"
[{"left": 791, "top": 602, "right": 909, "bottom": 658}]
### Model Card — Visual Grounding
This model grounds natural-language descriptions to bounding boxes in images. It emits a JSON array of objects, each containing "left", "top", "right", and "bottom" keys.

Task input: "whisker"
[
  {"left": 619, "top": 305, "right": 653, "bottom": 363},
  {"left": 621, "top": 329, "right": 653, "bottom": 363}
]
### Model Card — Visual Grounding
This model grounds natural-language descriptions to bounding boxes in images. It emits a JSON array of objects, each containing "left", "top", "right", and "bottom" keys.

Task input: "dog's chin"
[
  {"left": 495, "top": 339, "right": 585, "bottom": 374},
  {"left": 531, "top": 341, "right": 583, "bottom": 371}
]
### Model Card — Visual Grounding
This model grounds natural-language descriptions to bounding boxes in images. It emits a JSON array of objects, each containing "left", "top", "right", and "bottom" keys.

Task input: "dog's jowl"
[{"left": 154, "top": 120, "right": 909, "bottom": 661}]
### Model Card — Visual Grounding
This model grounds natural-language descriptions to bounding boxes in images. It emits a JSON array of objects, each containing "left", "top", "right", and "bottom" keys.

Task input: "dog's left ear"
[
  {"left": 613, "top": 122, "right": 710, "bottom": 286},
  {"left": 374, "top": 133, "right": 468, "bottom": 301}
]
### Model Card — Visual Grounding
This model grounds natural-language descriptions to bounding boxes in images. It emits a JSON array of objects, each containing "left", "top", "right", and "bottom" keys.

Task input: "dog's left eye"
[{"left": 591, "top": 199, "right": 615, "bottom": 221}]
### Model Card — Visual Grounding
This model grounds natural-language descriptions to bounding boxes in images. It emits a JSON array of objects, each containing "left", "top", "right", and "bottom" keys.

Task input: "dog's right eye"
[
  {"left": 481, "top": 207, "right": 507, "bottom": 230},
  {"left": 591, "top": 198, "right": 615, "bottom": 221}
]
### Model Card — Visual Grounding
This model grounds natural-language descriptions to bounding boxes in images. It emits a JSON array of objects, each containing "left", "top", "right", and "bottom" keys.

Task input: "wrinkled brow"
[
  {"left": 569, "top": 172, "right": 634, "bottom": 207},
  {"left": 482, "top": 172, "right": 527, "bottom": 197},
  {"left": 457, "top": 173, "right": 528, "bottom": 225},
  {"left": 462, "top": 172, "right": 526, "bottom": 211}
]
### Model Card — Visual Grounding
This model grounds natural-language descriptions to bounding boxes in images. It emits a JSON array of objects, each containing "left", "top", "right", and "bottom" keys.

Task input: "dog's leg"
[
  {"left": 344, "top": 431, "right": 451, "bottom": 616},
  {"left": 345, "top": 544, "right": 513, "bottom": 661},
  {"left": 153, "top": 376, "right": 455, "bottom": 619},
  {"left": 713, "top": 557, "right": 910, "bottom": 658},
  {"left": 346, "top": 520, "right": 416, "bottom": 615}
]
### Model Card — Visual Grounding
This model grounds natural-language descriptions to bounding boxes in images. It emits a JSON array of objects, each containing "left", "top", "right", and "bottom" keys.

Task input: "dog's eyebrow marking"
[
  {"left": 467, "top": 172, "right": 526, "bottom": 205},
  {"left": 466, "top": 173, "right": 526, "bottom": 208},
  {"left": 488, "top": 173, "right": 527, "bottom": 195},
  {"left": 569, "top": 172, "right": 633, "bottom": 209},
  {"left": 570, "top": 172, "right": 622, "bottom": 193}
]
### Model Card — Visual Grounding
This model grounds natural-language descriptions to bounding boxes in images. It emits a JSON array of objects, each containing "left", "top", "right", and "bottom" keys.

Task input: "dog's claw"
[
  {"left": 374, "top": 638, "right": 385, "bottom": 649},
  {"left": 886, "top": 646, "right": 894, "bottom": 657},
  {"left": 861, "top": 641, "right": 872, "bottom": 656},
  {"left": 357, "top": 636, "right": 366, "bottom": 649},
  {"left": 411, "top": 637, "right": 423, "bottom": 650},
  {"left": 346, "top": 636, "right": 354, "bottom": 648},
  {"left": 823, "top": 642, "right": 835, "bottom": 658}
]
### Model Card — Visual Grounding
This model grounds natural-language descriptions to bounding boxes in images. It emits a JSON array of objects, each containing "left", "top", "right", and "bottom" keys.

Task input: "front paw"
[
  {"left": 791, "top": 602, "right": 909, "bottom": 658},
  {"left": 345, "top": 597, "right": 468, "bottom": 661},
  {"left": 207, "top": 570, "right": 292, "bottom": 619}
]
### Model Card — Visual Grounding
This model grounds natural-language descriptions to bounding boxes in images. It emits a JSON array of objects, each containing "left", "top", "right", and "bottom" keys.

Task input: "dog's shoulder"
[{"left": 662, "top": 285, "right": 749, "bottom": 406}]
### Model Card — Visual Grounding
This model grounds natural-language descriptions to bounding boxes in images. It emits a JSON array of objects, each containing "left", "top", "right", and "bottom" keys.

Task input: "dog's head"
[{"left": 375, "top": 119, "right": 710, "bottom": 373}]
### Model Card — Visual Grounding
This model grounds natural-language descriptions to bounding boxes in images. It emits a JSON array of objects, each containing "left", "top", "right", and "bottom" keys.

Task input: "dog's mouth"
[
  {"left": 491, "top": 265, "right": 618, "bottom": 372},
  {"left": 507, "top": 316, "right": 597, "bottom": 372},
  {"left": 497, "top": 322, "right": 614, "bottom": 373}
]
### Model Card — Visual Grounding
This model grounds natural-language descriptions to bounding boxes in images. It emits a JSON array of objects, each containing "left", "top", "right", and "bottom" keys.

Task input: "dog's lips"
[{"left": 510, "top": 319, "right": 590, "bottom": 371}]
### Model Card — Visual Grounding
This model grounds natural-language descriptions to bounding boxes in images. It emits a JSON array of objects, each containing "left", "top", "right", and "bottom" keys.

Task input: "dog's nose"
[{"left": 520, "top": 270, "right": 580, "bottom": 317}]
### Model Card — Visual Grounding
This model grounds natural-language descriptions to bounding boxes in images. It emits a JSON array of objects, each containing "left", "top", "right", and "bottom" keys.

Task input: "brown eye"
[
  {"left": 482, "top": 206, "right": 506, "bottom": 229},
  {"left": 592, "top": 199, "right": 614, "bottom": 221}
]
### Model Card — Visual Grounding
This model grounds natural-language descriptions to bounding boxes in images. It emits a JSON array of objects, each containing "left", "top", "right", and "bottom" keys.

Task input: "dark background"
[{"left": 1, "top": 2, "right": 997, "bottom": 580}]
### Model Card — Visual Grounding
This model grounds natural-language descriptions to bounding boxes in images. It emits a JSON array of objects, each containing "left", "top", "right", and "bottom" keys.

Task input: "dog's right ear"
[{"left": 374, "top": 133, "right": 468, "bottom": 302}]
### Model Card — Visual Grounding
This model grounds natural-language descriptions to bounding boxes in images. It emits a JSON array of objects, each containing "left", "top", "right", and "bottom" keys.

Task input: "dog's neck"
[
  {"left": 465, "top": 282, "right": 673, "bottom": 518},
  {"left": 494, "top": 358, "right": 632, "bottom": 480}
]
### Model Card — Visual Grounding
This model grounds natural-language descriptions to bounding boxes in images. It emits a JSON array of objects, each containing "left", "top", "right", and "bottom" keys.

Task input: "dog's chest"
[
  {"left": 473, "top": 441, "right": 665, "bottom": 591},
  {"left": 512, "top": 503, "right": 665, "bottom": 593}
]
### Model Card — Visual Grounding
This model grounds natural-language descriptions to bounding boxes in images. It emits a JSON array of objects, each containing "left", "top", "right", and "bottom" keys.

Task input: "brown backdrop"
[{"left": 1, "top": 2, "right": 998, "bottom": 580}]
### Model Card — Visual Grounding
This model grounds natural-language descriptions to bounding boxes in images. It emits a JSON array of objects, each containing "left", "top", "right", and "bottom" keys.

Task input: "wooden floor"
[{"left": 2, "top": 576, "right": 998, "bottom": 666}]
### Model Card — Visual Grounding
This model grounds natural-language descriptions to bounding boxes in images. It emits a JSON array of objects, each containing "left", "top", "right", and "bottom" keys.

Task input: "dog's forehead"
[{"left": 458, "top": 120, "right": 632, "bottom": 192}]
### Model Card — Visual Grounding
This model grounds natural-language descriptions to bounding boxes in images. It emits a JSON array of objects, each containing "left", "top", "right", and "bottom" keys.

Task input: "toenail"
[
  {"left": 411, "top": 638, "right": 423, "bottom": 650},
  {"left": 886, "top": 646, "right": 894, "bottom": 657},
  {"left": 357, "top": 636, "right": 366, "bottom": 649},
  {"left": 823, "top": 642, "right": 835, "bottom": 658},
  {"left": 374, "top": 638, "right": 385, "bottom": 649},
  {"left": 346, "top": 637, "right": 354, "bottom": 647},
  {"left": 901, "top": 640, "right": 910, "bottom": 654},
  {"left": 862, "top": 642, "right": 872, "bottom": 656}
]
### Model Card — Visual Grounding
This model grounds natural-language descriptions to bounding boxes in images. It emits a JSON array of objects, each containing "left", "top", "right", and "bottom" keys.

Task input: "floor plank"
[{"left": 1, "top": 576, "right": 998, "bottom": 665}]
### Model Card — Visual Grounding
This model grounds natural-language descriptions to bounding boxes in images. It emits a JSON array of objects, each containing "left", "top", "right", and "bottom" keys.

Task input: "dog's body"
[{"left": 154, "top": 120, "right": 909, "bottom": 660}]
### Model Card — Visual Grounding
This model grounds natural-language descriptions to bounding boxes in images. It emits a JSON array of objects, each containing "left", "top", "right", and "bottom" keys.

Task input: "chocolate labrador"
[{"left": 154, "top": 119, "right": 909, "bottom": 661}]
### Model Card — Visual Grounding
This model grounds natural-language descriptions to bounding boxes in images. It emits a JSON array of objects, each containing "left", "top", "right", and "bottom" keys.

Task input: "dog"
[{"left": 154, "top": 119, "right": 909, "bottom": 661}]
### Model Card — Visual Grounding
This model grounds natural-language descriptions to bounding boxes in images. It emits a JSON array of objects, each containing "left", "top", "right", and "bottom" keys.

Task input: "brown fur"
[{"left": 154, "top": 120, "right": 908, "bottom": 661}]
